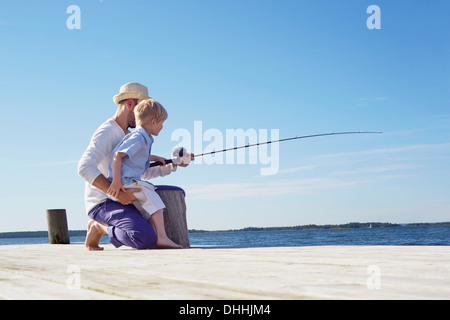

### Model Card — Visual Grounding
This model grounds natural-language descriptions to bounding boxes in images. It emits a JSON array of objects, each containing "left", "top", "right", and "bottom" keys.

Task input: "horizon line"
[{"left": 1, "top": 221, "right": 449, "bottom": 236}]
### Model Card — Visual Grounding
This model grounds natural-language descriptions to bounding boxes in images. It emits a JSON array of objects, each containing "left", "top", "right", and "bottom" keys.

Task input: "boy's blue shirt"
[{"left": 107, "top": 126, "right": 154, "bottom": 185}]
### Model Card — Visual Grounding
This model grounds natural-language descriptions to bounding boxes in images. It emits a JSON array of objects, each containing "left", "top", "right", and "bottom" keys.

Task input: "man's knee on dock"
[{"left": 133, "top": 232, "right": 157, "bottom": 250}]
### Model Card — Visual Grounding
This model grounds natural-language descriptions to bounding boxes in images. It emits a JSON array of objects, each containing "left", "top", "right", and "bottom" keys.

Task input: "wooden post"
[
  {"left": 155, "top": 187, "right": 190, "bottom": 248},
  {"left": 46, "top": 209, "right": 70, "bottom": 245}
]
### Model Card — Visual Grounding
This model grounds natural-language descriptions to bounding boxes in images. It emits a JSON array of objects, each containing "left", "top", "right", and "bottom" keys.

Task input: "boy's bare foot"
[
  {"left": 85, "top": 219, "right": 107, "bottom": 251},
  {"left": 155, "top": 236, "right": 182, "bottom": 249}
]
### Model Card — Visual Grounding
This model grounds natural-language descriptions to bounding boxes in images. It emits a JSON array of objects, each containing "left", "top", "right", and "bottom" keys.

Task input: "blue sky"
[{"left": 0, "top": 0, "right": 449, "bottom": 232}]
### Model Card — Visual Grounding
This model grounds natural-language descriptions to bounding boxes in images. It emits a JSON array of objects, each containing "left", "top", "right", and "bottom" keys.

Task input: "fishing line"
[{"left": 149, "top": 131, "right": 382, "bottom": 168}]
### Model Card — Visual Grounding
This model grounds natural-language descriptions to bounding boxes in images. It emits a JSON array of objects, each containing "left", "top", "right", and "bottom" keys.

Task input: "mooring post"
[
  {"left": 155, "top": 186, "right": 190, "bottom": 248},
  {"left": 46, "top": 209, "right": 70, "bottom": 244}
]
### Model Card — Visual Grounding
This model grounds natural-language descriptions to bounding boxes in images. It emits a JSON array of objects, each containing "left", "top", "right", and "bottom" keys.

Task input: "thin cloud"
[
  {"left": 357, "top": 97, "right": 388, "bottom": 101},
  {"left": 318, "top": 143, "right": 450, "bottom": 161},
  {"left": 0, "top": 20, "right": 18, "bottom": 28},
  {"left": 278, "top": 166, "right": 314, "bottom": 174},
  {"left": 28, "top": 160, "right": 79, "bottom": 167},
  {"left": 187, "top": 178, "right": 357, "bottom": 201},
  {"left": 333, "top": 164, "right": 425, "bottom": 176},
  {"left": 316, "top": 142, "right": 450, "bottom": 181}
]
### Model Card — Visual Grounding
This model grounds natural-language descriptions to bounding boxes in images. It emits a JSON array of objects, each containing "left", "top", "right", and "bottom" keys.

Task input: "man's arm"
[
  {"left": 78, "top": 124, "right": 139, "bottom": 205},
  {"left": 140, "top": 154, "right": 194, "bottom": 180},
  {"left": 141, "top": 163, "right": 177, "bottom": 180},
  {"left": 150, "top": 154, "right": 167, "bottom": 164},
  {"left": 92, "top": 174, "right": 139, "bottom": 205}
]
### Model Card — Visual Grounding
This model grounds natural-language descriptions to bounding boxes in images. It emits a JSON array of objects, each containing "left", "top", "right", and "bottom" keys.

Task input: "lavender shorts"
[
  {"left": 88, "top": 199, "right": 157, "bottom": 249},
  {"left": 88, "top": 185, "right": 185, "bottom": 250}
]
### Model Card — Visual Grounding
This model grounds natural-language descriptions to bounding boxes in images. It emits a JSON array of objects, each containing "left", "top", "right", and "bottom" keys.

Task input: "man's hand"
[
  {"left": 92, "top": 174, "right": 140, "bottom": 205},
  {"left": 178, "top": 153, "right": 195, "bottom": 167},
  {"left": 116, "top": 188, "right": 141, "bottom": 205}
]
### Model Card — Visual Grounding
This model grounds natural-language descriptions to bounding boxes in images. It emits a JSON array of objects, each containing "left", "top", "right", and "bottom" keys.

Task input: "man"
[{"left": 78, "top": 82, "right": 179, "bottom": 250}]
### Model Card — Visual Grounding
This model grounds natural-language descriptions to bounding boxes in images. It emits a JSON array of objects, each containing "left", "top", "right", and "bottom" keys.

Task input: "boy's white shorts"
[{"left": 109, "top": 180, "right": 165, "bottom": 221}]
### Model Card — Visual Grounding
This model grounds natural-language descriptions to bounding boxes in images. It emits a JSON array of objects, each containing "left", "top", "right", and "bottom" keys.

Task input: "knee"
[{"left": 134, "top": 231, "right": 157, "bottom": 250}]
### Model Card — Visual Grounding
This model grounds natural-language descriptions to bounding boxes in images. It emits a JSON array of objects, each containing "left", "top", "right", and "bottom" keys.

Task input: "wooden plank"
[{"left": 0, "top": 244, "right": 448, "bottom": 300}]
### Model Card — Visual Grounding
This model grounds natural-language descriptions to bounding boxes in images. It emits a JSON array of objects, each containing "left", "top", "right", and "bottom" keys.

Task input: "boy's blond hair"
[{"left": 134, "top": 99, "right": 168, "bottom": 126}]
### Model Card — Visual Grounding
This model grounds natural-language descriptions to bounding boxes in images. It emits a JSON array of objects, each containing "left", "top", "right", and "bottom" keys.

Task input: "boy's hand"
[{"left": 107, "top": 180, "right": 126, "bottom": 199}]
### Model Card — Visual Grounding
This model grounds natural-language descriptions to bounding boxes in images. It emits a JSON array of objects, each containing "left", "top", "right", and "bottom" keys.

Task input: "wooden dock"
[{"left": 0, "top": 244, "right": 448, "bottom": 300}]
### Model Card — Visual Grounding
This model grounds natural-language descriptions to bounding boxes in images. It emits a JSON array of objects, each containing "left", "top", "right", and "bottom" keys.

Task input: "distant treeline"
[
  {"left": 189, "top": 222, "right": 450, "bottom": 233},
  {"left": 1, "top": 222, "right": 449, "bottom": 238},
  {"left": 0, "top": 230, "right": 86, "bottom": 239}
]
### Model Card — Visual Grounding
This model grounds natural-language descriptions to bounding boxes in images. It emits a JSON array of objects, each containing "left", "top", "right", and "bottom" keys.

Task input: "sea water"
[
  {"left": 189, "top": 225, "right": 450, "bottom": 247},
  {"left": 1, "top": 225, "right": 449, "bottom": 247}
]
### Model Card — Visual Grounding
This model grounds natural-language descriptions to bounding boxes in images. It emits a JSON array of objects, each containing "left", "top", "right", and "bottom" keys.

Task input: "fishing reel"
[{"left": 171, "top": 147, "right": 193, "bottom": 166}]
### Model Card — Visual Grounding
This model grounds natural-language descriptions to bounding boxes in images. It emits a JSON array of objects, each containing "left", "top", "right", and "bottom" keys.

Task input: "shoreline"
[
  {"left": 190, "top": 221, "right": 450, "bottom": 233},
  {"left": 1, "top": 221, "right": 449, "bottom": 238}
]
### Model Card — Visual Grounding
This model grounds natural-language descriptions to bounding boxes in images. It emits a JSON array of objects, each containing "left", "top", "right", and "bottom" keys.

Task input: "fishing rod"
[{"left": 149, "top": 131, "right": 383, "bottom": 167}]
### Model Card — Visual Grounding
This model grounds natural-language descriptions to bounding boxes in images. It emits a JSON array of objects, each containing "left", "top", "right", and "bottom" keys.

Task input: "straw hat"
[{"left": 113, "top": 82, "right": 151, "bottom": 106}]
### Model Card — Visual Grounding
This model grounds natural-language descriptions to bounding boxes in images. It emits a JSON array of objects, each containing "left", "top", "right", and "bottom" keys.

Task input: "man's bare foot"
[
  {"left": 85, "top": 220, "right": 107, "bottom": 251},
  {"left": 155, "top": 236, "right": 182, "bottom": 249}
]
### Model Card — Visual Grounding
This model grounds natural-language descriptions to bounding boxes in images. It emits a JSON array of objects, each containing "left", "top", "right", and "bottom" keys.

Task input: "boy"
[{"left": 107, "top": 98, "right": 182, "bottom": 249}]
